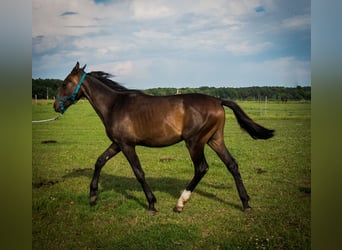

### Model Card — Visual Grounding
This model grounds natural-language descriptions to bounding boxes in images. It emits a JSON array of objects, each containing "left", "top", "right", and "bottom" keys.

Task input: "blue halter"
[{"left": 56, "top": 72, "right": 87, "bottom": 114}]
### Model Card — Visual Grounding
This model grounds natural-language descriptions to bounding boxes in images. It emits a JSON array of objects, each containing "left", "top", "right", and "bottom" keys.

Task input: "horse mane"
[{"left": 87, "top": 71, "right": 128, "bottom": 91}]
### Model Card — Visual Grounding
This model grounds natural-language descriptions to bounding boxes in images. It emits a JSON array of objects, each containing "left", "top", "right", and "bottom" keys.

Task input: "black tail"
[{"left": 221, "top": 99, "right": 274, "bottom": 139}]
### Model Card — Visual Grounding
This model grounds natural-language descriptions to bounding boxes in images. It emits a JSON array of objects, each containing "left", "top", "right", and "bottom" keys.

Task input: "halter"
[{"left": 55, "top": 72, "right": 87, "bottom": 114}]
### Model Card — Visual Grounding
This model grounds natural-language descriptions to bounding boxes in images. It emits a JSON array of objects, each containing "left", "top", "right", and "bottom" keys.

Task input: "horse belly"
[
  {"left": 135, "top": 108, "right": 184, "bottom": 147},
  {"left": 137, "top": 119, "right": 183, "bottom": 147},
  {"left": 110, "top": 97, "right": 185, "bottom": 147}
]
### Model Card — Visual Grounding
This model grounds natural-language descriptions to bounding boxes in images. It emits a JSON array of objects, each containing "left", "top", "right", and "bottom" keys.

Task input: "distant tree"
[
  {"left": 32, "top": 78, "right": 62, "bottom": 99},
  {"left": 33, "top": 78, "right": 311, "bottom": 101},
  {"left": 144, "top": 86, "right": 310, "bottom": 101}
]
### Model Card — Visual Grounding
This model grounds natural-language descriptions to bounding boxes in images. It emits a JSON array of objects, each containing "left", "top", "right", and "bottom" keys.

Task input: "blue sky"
[{"left": 32, "top": 0, "right": 310, "bottom": 89}]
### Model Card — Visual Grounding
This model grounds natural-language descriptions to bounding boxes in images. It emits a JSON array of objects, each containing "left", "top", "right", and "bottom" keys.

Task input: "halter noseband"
[{"left": 56, "top": 72, "right": 87, "bottom": 114}]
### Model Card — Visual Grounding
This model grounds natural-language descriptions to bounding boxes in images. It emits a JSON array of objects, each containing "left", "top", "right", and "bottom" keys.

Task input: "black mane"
[{"left": 88, "top": 71, "right": 128, "bottom": 91}]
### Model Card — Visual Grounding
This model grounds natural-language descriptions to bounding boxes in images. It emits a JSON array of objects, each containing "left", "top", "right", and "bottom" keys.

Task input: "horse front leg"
[
  {"left": 121, "top": 145, "right": 157, "bottom": 214},
  {"left": 90, "top": 143, "right": 121, "bottom": 205}
]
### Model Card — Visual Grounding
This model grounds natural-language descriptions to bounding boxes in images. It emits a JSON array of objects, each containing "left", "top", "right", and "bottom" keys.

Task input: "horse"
[{"left": 54, "top": 62, "right": 274, "bottom": 214}]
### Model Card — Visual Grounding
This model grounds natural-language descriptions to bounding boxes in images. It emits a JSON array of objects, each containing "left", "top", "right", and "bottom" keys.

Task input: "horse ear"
[
  {"left": 72, "top": 62, "right": 80, "bottom": 72},
  {"left": 81, "top": 64, "right": 87, "bottom": 71}
]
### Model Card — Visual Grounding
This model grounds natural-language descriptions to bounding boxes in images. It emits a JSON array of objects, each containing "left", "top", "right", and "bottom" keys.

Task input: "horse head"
[{"left": 54, "top": 62, "right": 87, "bottom": 114}]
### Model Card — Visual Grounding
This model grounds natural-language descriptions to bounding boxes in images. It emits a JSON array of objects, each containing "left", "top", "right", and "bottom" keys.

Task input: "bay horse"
[{"left": 54, "top": 62, "right": 274, "bottom": 214}]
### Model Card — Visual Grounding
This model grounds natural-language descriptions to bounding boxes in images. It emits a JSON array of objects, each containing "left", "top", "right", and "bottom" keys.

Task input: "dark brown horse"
[{"left": 54, "top": 62, "right": 274, "bottom": 214}]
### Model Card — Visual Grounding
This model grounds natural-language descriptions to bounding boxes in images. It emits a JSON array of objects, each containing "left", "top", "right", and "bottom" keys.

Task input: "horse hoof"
[
  {"left": 244, "top": 207, "right": 252, "bottom": 212},
  {"left": 148, "top": 209, "right": 157, "bottom": 216},
  {"left": 173, "top": 206, "right": 183, "bottom": 213}
]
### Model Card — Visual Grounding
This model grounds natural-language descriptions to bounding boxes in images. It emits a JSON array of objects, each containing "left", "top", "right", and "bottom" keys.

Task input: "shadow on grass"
[{"left": 62, "top": 168, "right": 241, "bottom": 211}]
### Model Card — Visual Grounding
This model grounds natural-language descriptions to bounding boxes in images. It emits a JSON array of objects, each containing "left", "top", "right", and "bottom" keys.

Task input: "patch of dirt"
[
  {"left": 256, "top": 168, "right": 267, "bottom": 174},
  {"left": 73, "top": 168, "right": 93, "bottom": 173},
  {"left": 299, "top": 186, "right": 311, "bottom": 195},
  {"left": 33, "top": 179, "right": 60, "bottom": 188},
  {"left": 41, "top": 140, "right": 57, "bottom": 144},
  {"left": 159, "top": 157, "right": 175, "bottom": 163}
]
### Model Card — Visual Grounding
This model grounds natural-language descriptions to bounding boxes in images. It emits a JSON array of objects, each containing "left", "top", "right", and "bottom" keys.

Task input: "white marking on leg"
[{"left": 176, "top": 190, "right": 192, "bottom": 212}]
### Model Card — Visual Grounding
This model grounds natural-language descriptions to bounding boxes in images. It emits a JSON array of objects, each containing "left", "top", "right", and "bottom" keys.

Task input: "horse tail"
[{"left": 221, "top": 99, "right": 274, "bottom": 139}]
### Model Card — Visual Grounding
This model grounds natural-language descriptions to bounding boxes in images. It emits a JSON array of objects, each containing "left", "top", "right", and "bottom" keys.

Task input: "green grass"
[{"left": 32, "top": 100, "right": 310, "bottom": 249}]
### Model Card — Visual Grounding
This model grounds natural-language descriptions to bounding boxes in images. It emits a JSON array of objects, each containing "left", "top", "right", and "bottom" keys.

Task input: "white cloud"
[
  {"left": 32, "top": 0, "right": 275, "bottom": 54},
  {"left": 282, "top": 14, "right": 310, "bottom": 30},
  {"left": 130, "top": 0, "right": 175, "bottom": 20},
  {"left": 88, "top": 59, "right": 152, "bottom": 81},
  {"left": 33, "top": 36, "right": 58, "bottom": 54},
  {"left": 240, "top": 57, "right": 311, "bottom": 85},
  {"left": 74, "top": 36, "right": 136, "bottom": 55},
  {"left": 32, "top": 0, "right": 128, "bottom": 37},
  {"left": 87, "top": 61, "right": 130, "bottom": 78},
  {"left": 133, "top": 30, "right": 173, "bottom": 40},
  {"left": 114, "top": 61, "right": 134, "bottom": 77},
  {"left": 33, "top": 0, "right": 92, "bottom": 37},
  {"left": 32, "top": 0, "right": 311, "bottom": 87},
  {"left": 225, "top": 41, "right": 272, "bottom": 56}
]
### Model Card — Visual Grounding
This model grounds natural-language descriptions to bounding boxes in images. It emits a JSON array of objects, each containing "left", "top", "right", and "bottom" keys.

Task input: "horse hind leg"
[
  {"left": 175, "top": 142, "right": 209, "bottom": 212},
  {"left": 208, "top": 136, "right": 251, "bottom": 212}
]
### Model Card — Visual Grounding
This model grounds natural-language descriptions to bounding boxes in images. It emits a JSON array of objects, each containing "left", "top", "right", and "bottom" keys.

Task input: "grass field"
[{"left": 32, "top": 100, "right": 310, "bottom": 249}]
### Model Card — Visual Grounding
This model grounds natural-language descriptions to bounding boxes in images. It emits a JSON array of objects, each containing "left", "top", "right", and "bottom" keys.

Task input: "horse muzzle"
[{"left": 53, "top": 100, "right": 64, "bottom": 114}]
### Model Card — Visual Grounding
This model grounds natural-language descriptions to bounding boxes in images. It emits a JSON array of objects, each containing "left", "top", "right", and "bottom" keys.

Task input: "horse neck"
[{"left": 81, "top": 77, "right": 118, "bottom": 123}]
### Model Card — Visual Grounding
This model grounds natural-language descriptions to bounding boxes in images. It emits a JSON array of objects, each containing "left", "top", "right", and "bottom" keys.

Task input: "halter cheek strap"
[{"left": 56, "top": 72, "right": 87, "bottom": 114}]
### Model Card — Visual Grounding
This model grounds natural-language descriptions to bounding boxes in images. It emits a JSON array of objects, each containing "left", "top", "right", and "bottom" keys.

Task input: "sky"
[{"left": 32, "top": 0, "right": 310, "bottom": 89}]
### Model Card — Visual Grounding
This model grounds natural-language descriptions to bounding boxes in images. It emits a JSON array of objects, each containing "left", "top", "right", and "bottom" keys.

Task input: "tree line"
[
  {"left": 32, "top": 78, "right": 310, "bottom": 101},
  {"left": 32, "top": 78, "right": 62, "bottom": 99}
]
